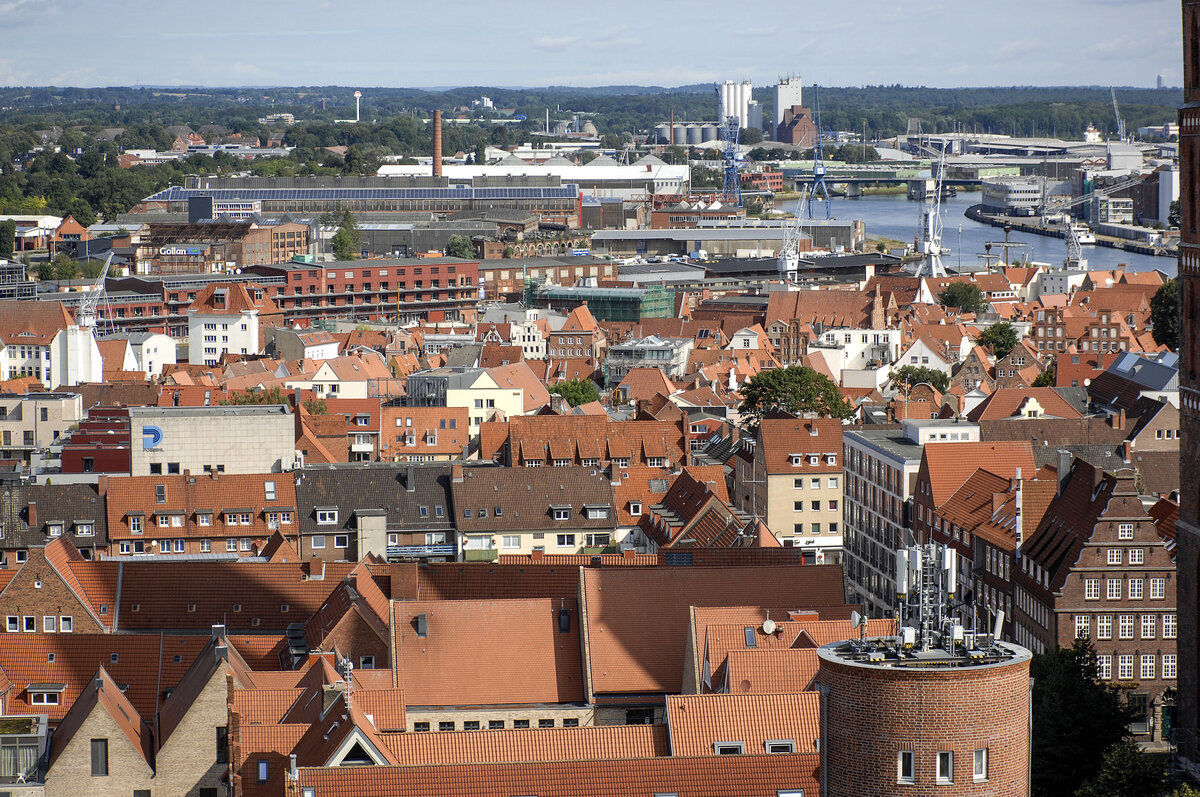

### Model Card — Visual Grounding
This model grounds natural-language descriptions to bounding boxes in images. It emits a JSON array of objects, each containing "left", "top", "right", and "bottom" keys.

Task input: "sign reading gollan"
[{"left": 159, "top": 246, "right": 206, "bottom": 256}]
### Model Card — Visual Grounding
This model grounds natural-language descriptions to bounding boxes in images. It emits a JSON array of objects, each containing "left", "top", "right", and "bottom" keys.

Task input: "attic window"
[
  {"left": 131, "top": 604, "right": 140, "bottom": 612},
  {"left": 173, "top": 655, "right": 182, "bottom": 663},
  {"left": 790, "top": 455, "right": 804, "bottom": 466},
  {"left": 744, "top": 627, "right": 757, "bottom": 648},
  {"left": 233, "top": 604, "right": 242, "bottom": 613},
  {"left": 808, "top": 455, "right": 819, "bottom": 466},
  {"left": 715, "top": 741, "right": 745, "bottom": 755},
  {"left": 187, "top": 604, "right": 196, "bottom": 613},
  {"left": 629, "top": 502, "right": 643, "bottom": 516},
  {"left": 281, "top": 604, "right": 289, "bottom": 613},
  {"left": 766, "top": 740, "right": 796, "bottom": 754},
  {"left": 264, "top": 481, "right": 276, "bottom": 501},
  {"left": 110, "top": 653, "right": 118, "bottom": 663},
  {"left": 155, "top": 485, "right": 166, "bottom": 504},
  {"left": 46, "top": 653, "right": 54, "bottom": 663}
]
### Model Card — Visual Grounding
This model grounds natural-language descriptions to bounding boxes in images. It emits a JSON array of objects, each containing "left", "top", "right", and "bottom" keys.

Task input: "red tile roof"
[
  {"left": 395, "top": 598, "right": 584, "bottom": 706},
  {"left": 723, "top": 648, "right": 820, "bottom": 694},
  {"left": 582, "top": 565, "right": 846, "bottom": 695},
  {"left": 298, "top": 752, "right": 822, "bottom": 797},
  {"left": 382, "top": 724, "right": 667, "bottom": 766},
  {"left": 921, "top": 441, "right": 1036, "bottom": 506},
  {"left": 0, "top": 633, "right": 209, "bottom": 723},
  {"left": 966, "top": 387, "right": 1084, "bottom": 421},
  {"left": 666, "top": 691, "right": 821, "bottom": 755}
]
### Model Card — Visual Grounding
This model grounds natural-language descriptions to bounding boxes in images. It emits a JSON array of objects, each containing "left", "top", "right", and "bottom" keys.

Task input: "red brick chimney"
[
  {"left": 531, "top": 548, "right": 544, "bottom": 561},
  {"left": 26, "top": 502, "right": 37, "bottom": 529},
  {"left": 432, "top": 110, "right": 443, "bottom": 178}
]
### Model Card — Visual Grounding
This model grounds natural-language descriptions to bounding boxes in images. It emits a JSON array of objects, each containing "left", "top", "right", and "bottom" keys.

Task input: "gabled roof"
[
  {"left": 487, "top": 361, "right": 552, "bottom": 413},
  {"left": 158, "top": 635, "right": 253, "bottom": 749},
  {"left": 753, "top": 417, "right": 843, "bottom": 474},
  {"left": 582, "top": 565, "right": 846, "bottom": 695},
  {"left": 48, "top": 667, "right": 154, "bottom": 770},
  {"left": 0, "top": 299, "right": 72, "bottom": 345},
  {"left": 921, "top": 441, "right": 1035, "bottom": 507},
  {"left": 188, "top": 281, "right": 280, "bottom": 316},
  {"left": 723, "top": 648, "right": 820, "bottom": 694},
  {"left": 394, "top": 598, "right": 584, "bottom": 706},
  {"left": 617, "top": 367, "right": 676, "bottom": 403},
  {"left": 966, "top": 387, "right": 1084, "bottom": 421}
]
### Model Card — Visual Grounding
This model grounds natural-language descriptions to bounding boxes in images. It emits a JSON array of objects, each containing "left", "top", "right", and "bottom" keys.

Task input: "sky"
[{"left": 0, "top": 0, "right": 1184, "bottom": 89}]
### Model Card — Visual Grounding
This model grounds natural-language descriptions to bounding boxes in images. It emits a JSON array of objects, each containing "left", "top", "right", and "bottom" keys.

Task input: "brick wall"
[
  {"left": 0, "top": 548, "right": 106, "bottom": 634},
  {"left": 43, "top": 700, "right": 155, "bottom": 795},
  {"left": 155, "top": 663, "right": 230, "bottom": 796},
  {"left": 819, "top": 651, "right": 1031, "bottom": 797}
]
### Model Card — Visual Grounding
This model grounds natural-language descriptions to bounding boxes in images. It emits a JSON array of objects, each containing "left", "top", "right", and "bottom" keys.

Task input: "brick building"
[
  {"left": 134, "top": 220, "right": 310, "bottom": 275},
  {"left": 1014, "top": 459, "right": 1176, "bottom": 739},
  {"left": 104, "top": 472, "right": 299, "bottom": 558}
]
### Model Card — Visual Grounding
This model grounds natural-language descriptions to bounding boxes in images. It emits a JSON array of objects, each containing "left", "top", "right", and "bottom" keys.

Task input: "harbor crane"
[
  {"left": 75, "top": 253, "right": 114, "bottom": 332},
  {"left": 1110, "top": 86, "right": 1126, "bottom": 142},
  {"left": 806, "top": 85, "right": 831, "bottom": 220}
]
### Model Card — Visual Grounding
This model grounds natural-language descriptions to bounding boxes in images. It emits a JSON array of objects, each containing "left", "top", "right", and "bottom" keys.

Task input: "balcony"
[
  {"left": 463, "top": 548, "right": 498, "bottom": 562},
  {"left": 385, "top": 544, "right": 457, "bottom": 561}
]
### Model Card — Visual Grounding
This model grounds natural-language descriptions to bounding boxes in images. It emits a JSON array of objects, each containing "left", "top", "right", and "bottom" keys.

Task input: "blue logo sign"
[{"left": 142, "top": 425, "right": 164, "bottom": 449}]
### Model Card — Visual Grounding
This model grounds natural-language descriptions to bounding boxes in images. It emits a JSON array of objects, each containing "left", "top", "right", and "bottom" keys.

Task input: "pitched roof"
[
  {"left": 487, "top": 361, "right": 552, "bottom": 413},
  {"left": 966, "top": 387, "right": 1085, "bottom": 422},
  {"left": 582, "top": 565, "right": 846, "bottom": 695},
  {"left": 617, "top": 367, "right": 676, "bottom": 403},
  {"left": 394, "top": 598, "right": 584, "bottom": 706},
  {"left": 451, "top": 465, "right": 616, "bottom": 534},
  {"left": 383, "top": 723, "right": 667, "bottom": 766},
  {"left": 754, "top": 417, "right": 843, "bottom": 474},
  {"left": 48, "top": 667, "right": 154, "bottom": 770},
  {"left": 666, "top": 691, "right": 821, "bottom": 755},
  {"left": 723, "top": 648, "right": 820, "bottom": 694},
  {"left": 297, "top": 751, "right": 822, "bottom": 797},
  {"left": 921, "top": 441, "right": 1036, "bottom": 506},
  {"left": 0, "top": 299, "right": 72, "bottom": 345}
]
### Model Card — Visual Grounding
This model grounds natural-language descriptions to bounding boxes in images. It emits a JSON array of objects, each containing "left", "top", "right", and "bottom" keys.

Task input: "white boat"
[{"left": 1069, "top": 222, "right": 1096, "bottom": 245}]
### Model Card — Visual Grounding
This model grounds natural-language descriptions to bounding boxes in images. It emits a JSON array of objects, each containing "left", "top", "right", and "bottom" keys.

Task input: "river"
[{"left": 784, "top": 191, "right": 1175, "bottom": 277}]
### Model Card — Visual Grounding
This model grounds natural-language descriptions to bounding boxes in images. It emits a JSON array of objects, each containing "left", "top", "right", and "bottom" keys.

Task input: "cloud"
[{"left": 532, "top": 35, "right": 579, "bottom": 52}]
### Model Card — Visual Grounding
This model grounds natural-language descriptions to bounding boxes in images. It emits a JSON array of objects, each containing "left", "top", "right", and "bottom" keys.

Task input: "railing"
[{"left": 385, "top": 544, "right": 456, "bottom": 560}]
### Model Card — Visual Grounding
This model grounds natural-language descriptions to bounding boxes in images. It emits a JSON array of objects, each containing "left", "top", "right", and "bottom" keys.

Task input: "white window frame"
[
  {"left": 316, "top": 509, "right": 338, "bottom": 525},
  {"left": 502, "top": 535, "right": 521, "bottom": 549},
  {"left": 936, "top": 750, "right": 954, "bottom": 784},
  {"left": 1117, "top": 523, "right": 1134, "bottom": 540},
  {"left": 897, "top": 750, "right": 915, "bottom": 784},
  {"left": 973, "top": 748, "right": 988, "bottom": 782},
  {"left": 311, "top": 535, "right": 326, "bottom": 549}
]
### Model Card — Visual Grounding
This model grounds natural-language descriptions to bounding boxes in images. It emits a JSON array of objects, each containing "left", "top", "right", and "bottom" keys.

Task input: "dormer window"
[
  {"left": 825, "top": 454, "right": 837, "bottom": 465},
  {"left": 47, "top": 523, "right": 63, "bottom": 538},
  {"left": 552, "top": 506, "right": 572, "bottom": 521},
  {"left": 629, "top": 502, "right": 643, "bottom": 516},
  {"left": 316, "top": 509, "right": 338, "bottom": 525},
  {"left": 155, "top": 485, "right": 166, "bottom": 504},
  {"left": 264, "top": 481, "right": 276, "bottom": 501},
  {"left": 790, "top": 455, "right": 804, "bottom": 466},
  {"left": 808, "top": 455, "right": 819, "bottom": 466}
]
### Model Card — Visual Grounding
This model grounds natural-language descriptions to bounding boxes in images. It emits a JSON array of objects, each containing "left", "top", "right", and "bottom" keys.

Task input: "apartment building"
[
  {"left": 730, "top": 416, "right": 844, "bottom": 562},
  {"left": 842, "top": 419, "right": 980, "bottom": 615}
]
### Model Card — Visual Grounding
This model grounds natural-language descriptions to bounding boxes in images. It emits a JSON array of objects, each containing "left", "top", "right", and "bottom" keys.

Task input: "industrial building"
[
  {"left": 136, "top": 175, "right": 581, "bottom": 228},
  {"left": 590, "top": 218, "right": 862, "bottom": 259},
  {"left": 132, "top": 219, "right": 311, "bottom": 275},
  {"left": 717, "top": 80, "right": 754, "bottom": 129},
  {"left": 774, "top": 76, "right": 804, "bottom": 138},
  {"left": 525, "top": 283, "right": 675, "bottom": 323},
  {"left": 378, "top": 157, "right": 689, "bottom": 201}
]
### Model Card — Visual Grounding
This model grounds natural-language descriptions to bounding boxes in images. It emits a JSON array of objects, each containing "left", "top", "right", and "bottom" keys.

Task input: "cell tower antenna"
[
  {"left": 806, "top": 84, "right": 831, "bottom": 220},
  {"left": 720, "top": 113, "right": 742, "bottom": 207}
]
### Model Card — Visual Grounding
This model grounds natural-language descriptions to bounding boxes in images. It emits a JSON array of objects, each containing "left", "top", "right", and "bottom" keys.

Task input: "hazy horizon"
[{"left": 0, "top": 0, "right": 1181, "bottom": 89}]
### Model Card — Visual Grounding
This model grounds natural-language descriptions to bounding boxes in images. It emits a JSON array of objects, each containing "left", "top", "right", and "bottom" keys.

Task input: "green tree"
[
  {"left": 0, "top": 219, "right": 15, "bottom": 257},
  {"left": 1032, "top": 366, "right": 1056, "bottom": 387},
  {"left": 36, "top": 261, "right": 54, "bottom": 280},
  {"left": 1150, "top": 278, "right": 1179, "bottom": 349},
  {"left": 302, "top": 397, "right": 328, "bottom": 415},
  {"left": 445, "top": 235, "right": 476, "bottom": 259},
  {"left": 938, "top": 281, "right": 987, "bottom": 314},
  {"left": 1169, "top": 199, "right": 1180, "bottom": 227},
  {"left": 1075, "top": 740, "right": 1168, "bottom": 797},
  {"left": 52, "top": 253, "right": 80, "bottom": 281},
  {"left": 977, "top": 321, "right": 1020, "bottom": 358},
  {"left": 221, "top": 386, "right": 289, "bottom": 405},
  {"left": 330, "top": 211, "right": 362, "bottom": 261},
  {"left": 1031, "top": 638, "right": 1134, "bottom": 797},
  {"left": 738, "top": 365, "right": 853, "bottom": 426},
  {"left": 549, "top": 378, "right": 600, "bottom": 407},
  {"left": 739, "top": 127, "right": 763, "bottom": 145},
  {"left": 889, "top": 365, "right": 949, "bottom": 393}
]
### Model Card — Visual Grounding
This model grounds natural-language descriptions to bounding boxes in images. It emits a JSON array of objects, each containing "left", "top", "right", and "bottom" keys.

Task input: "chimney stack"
[{"left": 432, "top": 110, "right": 443, "bottom": 178}]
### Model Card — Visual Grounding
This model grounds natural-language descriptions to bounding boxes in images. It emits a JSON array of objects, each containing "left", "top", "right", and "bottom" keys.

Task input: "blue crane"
[
  {"left": 807, "top": 85, "right": 831, "bottom": 220},
  {"left": 720, "top": 114, "right": 742, "bottom": 207}
]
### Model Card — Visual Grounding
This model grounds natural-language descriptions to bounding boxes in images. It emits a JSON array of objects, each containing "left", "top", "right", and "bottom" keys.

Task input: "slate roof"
[
  {"left": 294, "top": 464, "right": 455, "bottom": 537},
  {"left": 394, "top": 598, "right": 585, "bottom": 706},
  {"left": 451, "top": 466, "right": 616, "bottom": 534}
]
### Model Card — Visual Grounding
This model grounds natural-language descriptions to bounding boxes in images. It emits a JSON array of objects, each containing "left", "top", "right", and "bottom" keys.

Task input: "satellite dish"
[
  {"left": 850, "top": 611, "right": 864, "bottom": 630},
  {"left": 762, "top": 618, "right": 777, "bottom": 635}
]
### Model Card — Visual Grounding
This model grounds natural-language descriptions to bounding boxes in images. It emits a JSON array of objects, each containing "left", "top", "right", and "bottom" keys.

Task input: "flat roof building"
[{"left": 128, "top": 405, "right": 297, "bottom": 476}]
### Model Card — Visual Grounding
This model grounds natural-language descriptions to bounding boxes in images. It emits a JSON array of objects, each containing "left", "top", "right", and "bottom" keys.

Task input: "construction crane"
[
  {"left": 912, "top": 144, "right": 948, "bottom": 278},
  {"left": 777, "top": 188, "right": 806, "bottom": 281},
  {"left": 807, "top": 84, "right": 831, "bottom": 220},
  {"left": 719, "top": 114, "right": 742, "bottom": 207},
  {"left": 1110, "top": 86, "right": 1126, "bottom": 142},
  {"left": 75, "top": 253, "right": 113, "bottom": 331},
  {"left": 1042, "top": 171, "right": 1148, "bottom": 215}
]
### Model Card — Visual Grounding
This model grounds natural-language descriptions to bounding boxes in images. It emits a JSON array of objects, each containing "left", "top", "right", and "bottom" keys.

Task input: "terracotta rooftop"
[
  {"left": 382, "top": 723, "right": 667, "bottom": 766},
  {"left": 395, "top": 598, "right": 584, "bottom": 706},
  {"left": 921, "top": 441, "right": 1036, "bottom": 506},
  {"left": 723, "top": 648, "right": 820, "bottom": 694},
  {"left": 582, "top": 565, "right": 846, "bottom": 695},
  {"left": 666, "top": 691, "right": 821, "bottom": 756},
  {"left": 297, "top": 751, "right": 821, "bottom": 797}
]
